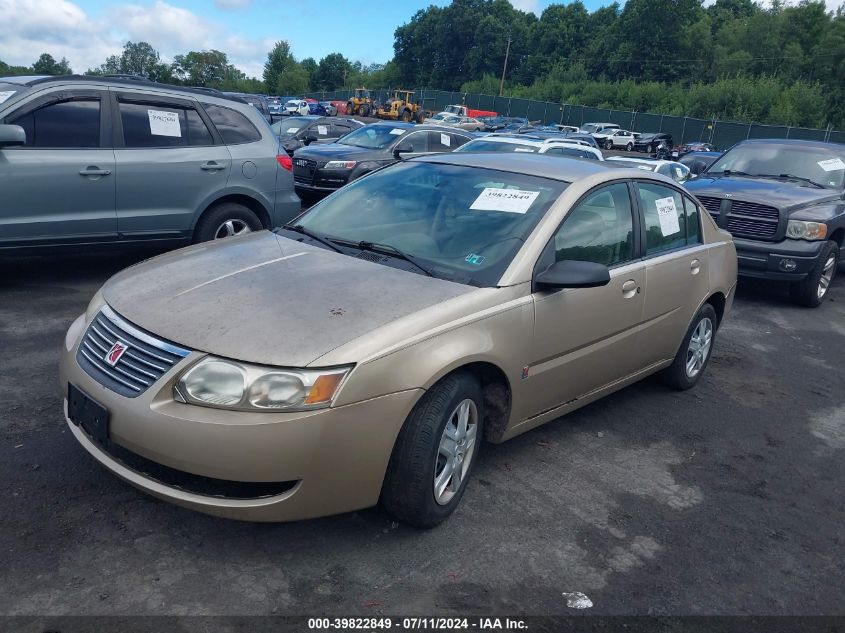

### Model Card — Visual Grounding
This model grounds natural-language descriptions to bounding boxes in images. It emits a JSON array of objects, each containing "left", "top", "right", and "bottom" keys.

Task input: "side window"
[
  {"left": 451, "top": 134, "right": 471, "bottom": 148},
  {"left": 201, "top": 103, "right": 261, "bottom": 144},
  {"left": 9, "top": 99, "right": 100, "bottom": 148},
  {"left": 331, "top": 123, "right": 353, "bottom": 137},
  {"left": 119, "top": 102, "right": 212, "bottom": 148},
  {"left": 683, "top": 195, "right": 701, "bottom": 244},
  {"left": 312, "top": 122, "right": 332, "bottom": 138},
  {"left": 636, "top": 182, "right": 687, "bottom": 255},
  {"left": 552, "top": 183, "right": 635, "bottom": 267},
  {"left": 402, "top": 132, "right": 430, "bottom": 152}
]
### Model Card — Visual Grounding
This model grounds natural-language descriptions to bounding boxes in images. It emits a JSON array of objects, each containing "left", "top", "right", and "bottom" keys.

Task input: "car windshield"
[
  {"left": 285, "top": 100, "right": 301, "bottom": 107},
  {"left": 271, "top": 117, "right": 311, "bottom": 138},
  {"left": 706, "top": 143, "right": 845, "bottom": 189},
  {"left": 294, "top": 161, "right": 567, "bottom": 286},
  {"left": 581, "top": 124, "right": 599, "bottom": 133},
  {"left": 456, "top": 140, "right": 538, "bottom": 153},
  {"left": 338, "top": 125, "right": 406, "bottom": 149}
]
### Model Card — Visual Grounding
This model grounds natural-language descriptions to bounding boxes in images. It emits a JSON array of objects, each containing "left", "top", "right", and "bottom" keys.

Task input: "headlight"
[
  {"left": 324, "top": 160, "right": 357, "bottom": 169},
  {"left": 786, "top": 220, "right": 828, "bottom": 240},
  {"left": 174, "top": 357, "right": 351, "bottom": 411}
]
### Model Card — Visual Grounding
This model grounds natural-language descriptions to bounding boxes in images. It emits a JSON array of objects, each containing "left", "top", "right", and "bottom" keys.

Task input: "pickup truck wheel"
[
  {"left": 662, "top": 303, "right": 717, "bottom": 390},
  {"left": 604, "top": 139, "right": 613, "bottom": 150},
  {"left": 789, "top": 241, "right": 839, "bottom": 308},
  {"left": 381, "top": 372, "right": 484, "bottom": 528},
  {"left": 194, "top": 203, "right": 262, "bottom": 243}
]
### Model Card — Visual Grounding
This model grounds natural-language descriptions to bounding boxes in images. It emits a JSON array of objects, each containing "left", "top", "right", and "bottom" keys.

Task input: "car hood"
[
  {"left": 294, "top": 143, "right": 387, "bottom": 162},
  {"left": 101, "top": 232, "right": 475, "bottom": 367},
  {"left": 686, "top": 175, "right": 840, "bottom": 211}
]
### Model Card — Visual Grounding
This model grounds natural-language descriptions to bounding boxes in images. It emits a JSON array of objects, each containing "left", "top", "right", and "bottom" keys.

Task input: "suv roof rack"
[{"left": 19, "top": 75, "right": 250, "bottom": 103}]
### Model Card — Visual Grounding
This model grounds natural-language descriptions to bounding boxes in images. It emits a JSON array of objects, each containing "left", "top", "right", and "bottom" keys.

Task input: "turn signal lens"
[{"left": 304, "top": 373, "right": 346, "bottom": 405}]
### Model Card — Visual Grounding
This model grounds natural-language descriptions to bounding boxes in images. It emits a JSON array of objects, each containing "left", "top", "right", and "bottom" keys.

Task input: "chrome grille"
[{"left": 76, "top": 305, "right": 190, "bottom": 398}]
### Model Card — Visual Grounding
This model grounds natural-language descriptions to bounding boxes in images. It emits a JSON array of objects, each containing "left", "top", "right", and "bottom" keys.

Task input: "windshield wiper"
[
  {"left": 708, "top": 169, "right": 752, "bottom": 177},
  {"left": 355, "top": 241, "right": 434, "bottom": 277},
  {"left": 278, "top": 224, "right": 343, "bottom": 253},
  {"left": 754, "top": 173, "right": 826, "bottom": 189}
]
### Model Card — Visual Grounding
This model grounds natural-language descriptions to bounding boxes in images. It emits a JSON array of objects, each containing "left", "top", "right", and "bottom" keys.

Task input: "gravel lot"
[{"left": 1, "top": 247, "right": 843, "bottom": 618}]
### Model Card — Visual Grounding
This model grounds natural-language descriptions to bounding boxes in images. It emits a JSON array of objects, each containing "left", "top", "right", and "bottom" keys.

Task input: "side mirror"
[
  {"left": 534, "top": 260, "right": 610, "bottom": 290},
  {"left": 394, "top": 143, "right": 412, "bottom": 158},
  {"left": 689, "top": 159, "right": 708, "bottom": 176},
  {"left": 0, "top": 124, "right": 26, "bottom": 148}
]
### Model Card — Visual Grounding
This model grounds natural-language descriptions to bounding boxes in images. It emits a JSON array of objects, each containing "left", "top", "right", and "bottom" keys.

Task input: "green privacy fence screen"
[{"left": 304, "top": 88, "right": 842, "bottom": 150}]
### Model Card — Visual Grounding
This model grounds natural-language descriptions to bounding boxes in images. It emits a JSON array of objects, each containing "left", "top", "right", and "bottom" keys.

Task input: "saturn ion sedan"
[{"left": 60, "top": 153, "right": 737, "bottom": 528}]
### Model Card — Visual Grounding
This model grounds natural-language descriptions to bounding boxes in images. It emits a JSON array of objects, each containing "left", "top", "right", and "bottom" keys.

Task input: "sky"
[{"left": 0, "top": 0, "right": 605, "bottom": 78}]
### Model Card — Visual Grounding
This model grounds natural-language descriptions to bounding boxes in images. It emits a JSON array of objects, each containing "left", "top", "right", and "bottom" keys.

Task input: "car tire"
[
  {"left": 646, "top": 144, "right": 653, "bottom": 153},
  {"left": 626, "top": 142, "right": 634, "bottom": 151},
  {"left": 381, "top": 372, "right": 484, "bottom": 529},
  {"left": 193, "top": 202, "right": 262, "bottom": 243},
  {"left": 662, "top": 303, "right": 718, "bottom": 390},
  {"left": 605, "top": 139, "right": 613, "bottom": 150},
  {"left": 789, "top": 240, "right": 839, "bottom": 308}
]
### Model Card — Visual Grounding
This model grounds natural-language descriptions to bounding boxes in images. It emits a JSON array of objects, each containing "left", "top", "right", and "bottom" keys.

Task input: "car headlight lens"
[
  {"left": 786, "top": 220, "right": 828, "bottom": 240},
  {"left": 324, "top": 160, "right": 357, "bottom": 169},
  {"left": 175, "top": 357, "right": 351, "bottom": 411}
]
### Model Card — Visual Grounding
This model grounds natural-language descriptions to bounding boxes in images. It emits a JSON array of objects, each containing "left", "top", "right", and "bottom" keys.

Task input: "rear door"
[
  {"left": 0, "top": 89, "right": 116, "bottom": 246},
  {"left": 635, "top": 181, "right": 710, "bottom": 366},
  {"left": 111, "top": 90, "right": 231, "bottom": 241}
]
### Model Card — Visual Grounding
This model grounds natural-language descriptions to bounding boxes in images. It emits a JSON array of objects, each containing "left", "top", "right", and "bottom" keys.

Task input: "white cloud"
[
  {"left": 214, "top": 0, "right": 251, "bottom": 9},
  {"left": 0, "top": 0, "right": 269, "bottom": 76},
  {"left": 508, "top": 0, "right": 541, "bottom": 15}
]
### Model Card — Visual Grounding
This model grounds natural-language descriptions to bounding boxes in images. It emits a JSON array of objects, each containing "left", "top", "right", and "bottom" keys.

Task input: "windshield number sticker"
[
  {"left": 0, "top": 91, "right": 15, "bottom": 104},
  {"left": 286, "top": 127, "right": 299, "bottom": 133},
  {"left": 390, "top": 128, "right": 405, "bottom": 135},
  {"left": 655, "top": 196, "right": 681, "bottom": 236},
  {"left": 470, "top": 188, "right": 540, "bottom": 214},
  {"left": 465, "top": 253, "right": 486, "bottom": 265},
  {"left": 440, "top": 133, "right": 451, "bottom": 147},
  {"left": 818, "top": 158, "right": 845, "bottom": 171},
  {"left": 147, "top": 109, "right": 181, "bottom": 137},
  {"left": 317, "top": 125, "right": 328, "bottom": 135}
]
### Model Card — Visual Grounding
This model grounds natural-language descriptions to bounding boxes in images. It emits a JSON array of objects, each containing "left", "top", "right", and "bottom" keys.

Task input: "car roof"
[
  {"left": 414, "top": 151, "right": 613, "bottom": 182},
  {"left": 735, "top": 138, "right": 844, "bottom": 151}
]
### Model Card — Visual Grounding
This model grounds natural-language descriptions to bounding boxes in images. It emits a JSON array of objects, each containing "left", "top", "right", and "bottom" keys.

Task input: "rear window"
[
  {"left": 201, "top": 103, "right": 262, "bottom": 144},
  {"left": 119, "top": 102, "right": 213, "bottom": 148},
  {"left": 458, "top": 140, "right": 537, "bottom": 153}
]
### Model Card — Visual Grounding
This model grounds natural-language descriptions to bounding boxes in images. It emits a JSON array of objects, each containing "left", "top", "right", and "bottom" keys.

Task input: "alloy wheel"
[
  {"left": 818, "top": 253, "right": 837, "bottom": 299},
  {"left": 685, "top": 317, "right": 713, "bottom": 378},
  {"left": 433, "top": 399, "right": 478, "bottom": 506},
  {"left": 213, "top": 219, "right": 252, "bottom": 239}
]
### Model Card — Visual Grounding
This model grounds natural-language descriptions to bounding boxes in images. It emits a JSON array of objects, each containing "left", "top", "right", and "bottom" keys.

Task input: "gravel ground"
[{"left": 1, "top": 249, "right": 843, "bottom": 619}]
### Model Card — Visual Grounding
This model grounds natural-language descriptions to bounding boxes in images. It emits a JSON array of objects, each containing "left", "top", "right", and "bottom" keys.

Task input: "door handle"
[
  {"left": 621, "top": 279, "right": 640, "bottom": 298},
  {"left": 690, "top": 259, "right": 701, "bottom": 275},
  {"left": 79, "top": 167, "right": 112, "bottom": 176},
  {"left": 201, "top": 162, "right": 226, "bottom": 171}
]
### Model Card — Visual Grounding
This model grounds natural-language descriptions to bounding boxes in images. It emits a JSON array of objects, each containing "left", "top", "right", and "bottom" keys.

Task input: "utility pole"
[{"left": 499, "top": 35, "right": 512, "bottom": 97}]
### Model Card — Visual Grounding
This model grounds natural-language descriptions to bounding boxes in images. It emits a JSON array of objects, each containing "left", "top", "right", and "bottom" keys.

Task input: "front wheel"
[
  {"left": 789, "top": 241, "right": 839, "bottom": 307},
  {"left": 605, "top": 139, "right": 613, "bottom": 150},
  {"left": 626, "top": 142, "right": 634, "bottom": 151},
  {"left": 381, "top": 372, "right": 484, "bottom": 528},
  {"left": 662, "top": 303, "right": 717, "bottom": 390},
  {"left": 646, "top": 143, "right": 653, "bottom": 153}
]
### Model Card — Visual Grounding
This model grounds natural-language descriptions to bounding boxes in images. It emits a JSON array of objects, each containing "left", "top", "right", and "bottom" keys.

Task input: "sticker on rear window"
[
  {"left": 655, "top": 196, "right": 681, "bottom": 236},
  {"left": 440, "top": 133, "right": 451, "bottom": 147},
  {"left": 470, "top": 188, "right": 540, "bottom": 214},
  {"left": 317, "top": 125, "right": 328, "bottom": 135},
  {"left": 286, "top": 127, "right": 299, "bottom": 133},
  {"left": 818, "top": 158, "right": 845, "bottom": 171},
  {"left": 147, "top": 109, "right": 181, "bottom": 137},
  {"left": 0, "top": 91, "right": 15, "bottom": 104},
  {"left": 390, "top": 128, "right": 405, "bottom": 135}
]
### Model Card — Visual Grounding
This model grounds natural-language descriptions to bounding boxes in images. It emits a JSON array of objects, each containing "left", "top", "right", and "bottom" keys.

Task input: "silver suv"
[{"left": 0, "top": 76, "right": 301, "bottom": 252}]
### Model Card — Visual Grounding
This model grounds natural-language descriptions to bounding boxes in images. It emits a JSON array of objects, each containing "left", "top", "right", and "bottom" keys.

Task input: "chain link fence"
[{"left": 305, "top": 88, "right": 843, "bottom": 150}]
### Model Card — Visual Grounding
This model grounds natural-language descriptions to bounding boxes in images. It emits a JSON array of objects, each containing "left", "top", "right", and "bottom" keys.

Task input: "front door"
[
  {"left": 528, "top": 182, "right": 646, "bottom": 417},
  {"left": 0, "top": 90, "right": 116, "bottom": 246}
]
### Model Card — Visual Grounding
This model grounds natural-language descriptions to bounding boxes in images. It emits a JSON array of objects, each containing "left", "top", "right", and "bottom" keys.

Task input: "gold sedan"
[{"left": 60, "top": 153, "right": 737, "bottom": 527}]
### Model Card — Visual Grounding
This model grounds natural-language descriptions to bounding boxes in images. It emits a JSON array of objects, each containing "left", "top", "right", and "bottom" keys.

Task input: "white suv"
[
  {"left": 284, "top": 99, "right": 309, "bottom": 116},
  {"left": 595, "top": 129, "right": 638, "bottom": 151},
  {"left": 455, "top": 135, "right": 604, "bottom": 161}
]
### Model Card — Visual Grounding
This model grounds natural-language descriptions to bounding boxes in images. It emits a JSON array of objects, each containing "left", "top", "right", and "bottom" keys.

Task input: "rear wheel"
[
  {"left": 789, "top": 241, "right": 839, "bottom": 308},
  {"left": 382, "top": 372, "right": 484, "bottom": 528},
  {"left": 415, "top": 110, "right": 428, "bottom": 124},
  {"left": 401, "top": 109, "right": 413, "bottom": 122},
  {"left": 662, "top": 303, "right": 717, "bottom": 390},
  {"left": 193, "top": 202, "right": 262, "bottom": 243},
  {"left": 646, "top": 143, "right": 653, "bottom": 153},
  {"left": 626, "top": 142, "right": 634, "bottom": 151},
  {"left": 605, "top": 139, "right": 613, "bottom": 150}
]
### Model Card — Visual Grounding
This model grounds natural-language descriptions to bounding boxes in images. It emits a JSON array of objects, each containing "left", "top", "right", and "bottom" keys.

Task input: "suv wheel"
[
  {"left": 194, "top": 202, "right": 262, "bottom": 243},
  {"left": 789, "top": 241, "right": 839, "bottom": 308},
  {"left": 382, "top": 372, "right": 484, "bottom": 528},
  {"left": 605, "top": 139, "right": 613, "bottom": 150},
  {"left": 626, "top": 142, "right": 634, "bottom": 151},
  {"left": 662, "top": 303, "right": 717, "bottom": 390}
]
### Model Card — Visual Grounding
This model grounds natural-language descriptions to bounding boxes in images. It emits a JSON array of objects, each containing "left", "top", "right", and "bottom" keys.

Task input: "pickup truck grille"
[
  {"left": 696, "top": 196, "right": 723, "bottom": 220},
  {"left": 729, "top": 200, "right": 779, "bottom": 220},
  {"left": 725, "top": 200, "right": 780, "bottom": 240},
  {"left": 76, "top": 305, "right": 190, "bottom": 398}
]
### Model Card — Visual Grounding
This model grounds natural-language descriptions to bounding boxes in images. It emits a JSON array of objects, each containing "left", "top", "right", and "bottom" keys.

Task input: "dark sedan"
[
  {"left": 271, "top": 116, "right": 364, "bottom": 156},
  {"left": 292, "top": 123, "right": 475, "bottom": 196},
  {"left": 634, "top": 133, "right": 673, "bottom": 153},
  {"left": 676, "top": 141, "right": 715, "bottom": 157}
]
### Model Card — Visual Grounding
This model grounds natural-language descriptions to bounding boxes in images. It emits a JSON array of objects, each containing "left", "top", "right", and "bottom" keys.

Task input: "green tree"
[
  {"left": 93, "top": 41, "right": 171, "bottom": 82},
  {"left": 32, "top": 53, "right": 72, "bottom": 75},
  {"left": 264, "top": 41, "right": 295, "bottom": 93},
  {"left": 314, "top": 53, "right": 352, "bottom": 90},
  {"left": 171, "top": 50, "right": 232, "bottom": 86}
]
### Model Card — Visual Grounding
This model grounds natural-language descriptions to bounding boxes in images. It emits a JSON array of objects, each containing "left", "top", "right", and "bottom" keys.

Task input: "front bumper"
[
  {"left": 60, "top": 313, "right": 420, "bottom": 522},
  {"left": 734, "top": 237, "right": 824, "bottom": 282}
]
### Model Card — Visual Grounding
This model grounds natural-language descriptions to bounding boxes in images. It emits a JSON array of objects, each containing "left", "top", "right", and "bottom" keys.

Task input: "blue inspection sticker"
[{"left": 465, "top": 253, "right": 486, "bottom": 265}]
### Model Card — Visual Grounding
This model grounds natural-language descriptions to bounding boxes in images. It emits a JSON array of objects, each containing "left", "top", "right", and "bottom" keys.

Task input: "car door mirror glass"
[
  {"left": 535, "top": 260, "right": 611, "bottom": 290},
  {"left": 0, "top": 124, "right": 26, "bottom": 147}
]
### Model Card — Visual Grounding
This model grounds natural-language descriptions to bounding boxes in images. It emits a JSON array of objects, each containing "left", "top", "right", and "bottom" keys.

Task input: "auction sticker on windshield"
[
  {"left": 148, "top": 110, "right": 181, "bottom": 137},
  {"left": 470, "top": 188, "right": 539, "bottom": 214},
  {"left": 390, "top": 129, "right": 405, "bottom": 135},
  {"left": 818, "top": 158, "right": 845, "bottom": 171}
]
